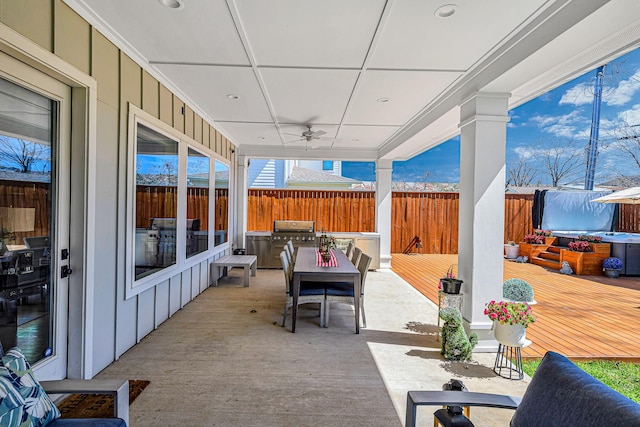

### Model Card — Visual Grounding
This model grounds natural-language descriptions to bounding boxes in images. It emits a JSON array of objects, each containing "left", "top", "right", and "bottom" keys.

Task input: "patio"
[
  {"left": 392, "top": 254, "right": 640, "bottom": 360},
  {"left": 95, "top": 268, "right": 530, "bottom": 427}
]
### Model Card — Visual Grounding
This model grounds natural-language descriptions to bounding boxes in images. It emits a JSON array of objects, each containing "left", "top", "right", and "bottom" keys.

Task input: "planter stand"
[
  {"left": 492, "top": 321, "right": 532, "bottom": 380},
  {"left": 494, "top": 343, "right": 528, "bottom": 380}
]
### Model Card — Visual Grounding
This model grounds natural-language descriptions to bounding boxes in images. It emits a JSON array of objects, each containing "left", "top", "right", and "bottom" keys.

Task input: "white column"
[
  {"left": 458, "top": 92, "right": 510, "bottom": 352},
  {"left": 376, "top": 159, "right": 393, "bottom": 269},
  {"left": 235, "top": 155, "right": 249, "bottom": 251}
]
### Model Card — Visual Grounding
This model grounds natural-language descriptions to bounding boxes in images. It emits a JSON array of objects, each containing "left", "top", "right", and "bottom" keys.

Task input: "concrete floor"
[{"left": 97, "top": 268, "right": 531, "bottom": 426}]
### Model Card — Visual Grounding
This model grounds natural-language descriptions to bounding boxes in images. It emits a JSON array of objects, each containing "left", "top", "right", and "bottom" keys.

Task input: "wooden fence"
[
  {"left": 247, "top": 189, "right": 639, "bottom": 254},
  {"left": 136, "top": 186, "right": 228, "bottom": 232},
  {"left": 2, "top": 180, "right": 639, "bottom": 254},
  {"left": 0, "top": 180, "right": 50, "bottom": 245},
  {"left": 247, "top": 189, "right": 375, "bottom": 233}
]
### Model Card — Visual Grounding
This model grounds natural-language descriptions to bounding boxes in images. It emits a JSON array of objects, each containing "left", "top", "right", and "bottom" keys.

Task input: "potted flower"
[
  {"left": 504, "top": 240, "right": 519, "bottom": 259},
  {"left": 568, "top": 240, "right": 592, "bottom": 252},
  {"left": 439, "top": 264, "right": 463, "bottom": 294},
  {"left": 318, "top": 232, "right": 336, "bottom": 262},
  {"left": 484, "top": 300, "right": 534, "bottom": 347},
  {"left": 602, "top": 257, "right": 623, "bottom": 278},
  {"left": 523, "top": 234, "right": 545, "bottom": 244}
]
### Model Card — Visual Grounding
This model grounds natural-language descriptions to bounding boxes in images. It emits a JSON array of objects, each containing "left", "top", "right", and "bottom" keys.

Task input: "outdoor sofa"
[{"left": 406, "top": 351, "right": 640, "bottom": 426}]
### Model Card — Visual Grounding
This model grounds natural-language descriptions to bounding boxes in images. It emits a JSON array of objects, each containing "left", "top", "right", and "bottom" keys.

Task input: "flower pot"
[
  {"left": 604, "top": 268, "right": 620, "bottom": 278},
  {"left": 493, "top": 321, "right": 528, "bottom": 347},
  {"left": 440, "top": 278, "right": 463, "bottom": 294},
  {"left": 504, "top": 244, "right": 519, "bottom": 259}
]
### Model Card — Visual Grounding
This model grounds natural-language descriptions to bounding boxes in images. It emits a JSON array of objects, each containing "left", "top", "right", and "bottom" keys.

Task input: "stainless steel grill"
[{"left": 269, "top": 220, "right": 316, "bottom": 268}]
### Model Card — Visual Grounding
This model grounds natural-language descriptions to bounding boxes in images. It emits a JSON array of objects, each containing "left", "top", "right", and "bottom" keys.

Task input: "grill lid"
[{"left": 273, "top": 220, "right": 315, "bottom": 233}]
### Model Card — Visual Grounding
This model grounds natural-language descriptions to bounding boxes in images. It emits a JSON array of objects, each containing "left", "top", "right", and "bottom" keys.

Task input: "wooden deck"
[{"left": 392, "top": 254, "right": 640, "bottom": 360}]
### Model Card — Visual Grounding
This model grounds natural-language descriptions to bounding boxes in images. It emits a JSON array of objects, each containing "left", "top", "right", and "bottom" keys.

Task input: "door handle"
[{"left": 61, "top": 265, "right": 73, "bottom": 278}]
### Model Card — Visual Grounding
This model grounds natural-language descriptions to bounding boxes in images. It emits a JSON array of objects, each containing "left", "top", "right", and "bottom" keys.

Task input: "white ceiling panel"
[
  {"left": 345, "top": 70, "right": 461, "bottom": 126},
  {"left": 337, "top": 125, "right": 401, "bottom": 149},
  {"left": 156, "top": 64, "right": 272, "bottom": 122},
  {"left": 83, "top": 0, "right": 249, "bottom": 65},
  {"left": 260, "top": 68, "right": 360, "bottom": 124},
  {"left": 68, "top": 0, "right": 640, "bottom": 161},
  {"left": 216, "top": 122, "right": 281, "bottom": 146},
  {"left": 369, "top": 0, "right": 548, "bottom": 70},
  {"left": 234, "top": 0, "right": 386, "bottom": 68}
]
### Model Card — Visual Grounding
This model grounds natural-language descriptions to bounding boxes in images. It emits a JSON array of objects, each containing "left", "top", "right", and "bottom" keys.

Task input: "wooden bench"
[{"left": 210, "top": 255, "right": 258, "bottom": 287}]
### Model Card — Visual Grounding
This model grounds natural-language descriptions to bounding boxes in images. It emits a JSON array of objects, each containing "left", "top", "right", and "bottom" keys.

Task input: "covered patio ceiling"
[{"left": 67, "top": 0, "right": 640, "bottom": 161}]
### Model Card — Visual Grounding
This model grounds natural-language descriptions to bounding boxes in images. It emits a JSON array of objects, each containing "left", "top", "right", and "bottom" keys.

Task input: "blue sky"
[{"left": 343, "top": 46, "right": 640, "bottom": 184}]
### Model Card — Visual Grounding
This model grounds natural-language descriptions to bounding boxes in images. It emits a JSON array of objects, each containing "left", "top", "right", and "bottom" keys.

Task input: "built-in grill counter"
[
  {"left": 246, "top": 229, "right": 380, "bottom": 270},
  {"left": 330, "top": 232, "right": 380, "bottom": 269}
]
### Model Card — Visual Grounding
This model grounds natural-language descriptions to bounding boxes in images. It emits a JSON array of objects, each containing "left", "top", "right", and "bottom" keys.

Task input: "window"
[
  {"left": 186, "top": 147, "right": 209, "bottom": 258},
  {"left": 323, "top": 160, "right": 333, "bottom": 171},
  {"left": 214, "top": 160, "right": 229, "bottom": 246},
  {"left": 126, "top": 106, "right": 230, "bottom": 297},
  {"left": 133, "top": 123, "right": 179, "bottom": 281}
]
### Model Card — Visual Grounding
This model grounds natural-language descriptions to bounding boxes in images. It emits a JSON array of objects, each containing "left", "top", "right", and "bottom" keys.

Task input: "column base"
[
  {"left": 379, "top": 255, "right": 392, "bottom": 269},
  {"left": 464, "top": 319, "right": 498, "bottom": 353}
]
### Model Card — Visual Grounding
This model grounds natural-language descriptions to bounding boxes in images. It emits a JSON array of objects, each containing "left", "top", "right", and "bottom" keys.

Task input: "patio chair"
[
  {"left": 406, "top": 351, "right": 640, "bottom": 427},
  {"left": 280, "top": 251, "right": 325, "bottom": 328},
  {"left": 324, "top": 253, "right": 371, "bottom": 328},
  {"left": 350, "top": 247, "right": 362, "bottom": 266},
  {"left": 286, "top": 240, "right": 295, "bottom": 262},
  {"left": 283, "top": 243, "right": 294, "bottom": 274},
  {"left": 345, "top": 241, "right": 355, "bottom": 259}
]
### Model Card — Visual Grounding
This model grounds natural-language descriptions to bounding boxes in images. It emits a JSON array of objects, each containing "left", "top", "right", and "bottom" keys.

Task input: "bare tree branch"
[
  {"left": 507, "top": 158, "right": 538, "bottom": 187},
  {"left": 533, "top": 139, "right": 585, "bottom": 187},
  {"left": 0, "top": 136, "right": 50, "bottom": 172}
]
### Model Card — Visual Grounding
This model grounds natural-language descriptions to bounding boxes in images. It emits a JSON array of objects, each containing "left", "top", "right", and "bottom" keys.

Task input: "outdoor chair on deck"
[
  {"left": 280, "top": 251, "right": 325, "bottom": 328},
  {"left": 324, "top": 253, "right": 371, "bottom": 328}
]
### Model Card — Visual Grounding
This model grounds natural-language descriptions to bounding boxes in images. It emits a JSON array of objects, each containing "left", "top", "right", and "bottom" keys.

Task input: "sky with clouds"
[{"left": 344, "top": 47, "right": 640, "bottom": 185}]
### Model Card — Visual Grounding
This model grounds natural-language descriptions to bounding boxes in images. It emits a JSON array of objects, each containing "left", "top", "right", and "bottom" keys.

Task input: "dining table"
[{"left": 291, "top": 247, "right": 361, "bottom": 333}]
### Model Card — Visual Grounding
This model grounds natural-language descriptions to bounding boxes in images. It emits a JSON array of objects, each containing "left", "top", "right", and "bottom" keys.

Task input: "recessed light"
[
  {"left": 226, "top": 94, "right": 239, "bottom": 100},
  {"left": 435, "top": 4, "right": 457, "bottom": 18},
  {"left": 377, "top": 97, "right": 390, "bottom": 103},
  {"left": 158, "top": 0, "right": 184, "bottom": 10}
]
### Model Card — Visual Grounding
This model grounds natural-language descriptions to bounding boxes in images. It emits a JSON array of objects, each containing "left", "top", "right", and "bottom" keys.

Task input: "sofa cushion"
[
  {"left": 0, "top": 347, "right": 61, "bottom": 427},
  {"left": 511, "top": 351, "right": 640, "bottom": 426},
  {"left": 48, "top": 419, "right": 126, "bottom": 426}
]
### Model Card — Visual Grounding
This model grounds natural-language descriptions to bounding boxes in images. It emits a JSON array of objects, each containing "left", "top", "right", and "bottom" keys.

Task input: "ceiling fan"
[{"left": 283, "top": 125, "right": 335, "bottom": 149}]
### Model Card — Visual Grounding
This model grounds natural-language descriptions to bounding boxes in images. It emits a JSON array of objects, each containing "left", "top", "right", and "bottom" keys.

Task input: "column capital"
[
  {"left": 376, "top": 159, "right": 393, "bottom": 170},
  {"left": 236, "top": 155, "right": 249, "bottom": 167},
  {"left": 460, "top": 92, "right": 510, "bottom": 128}
]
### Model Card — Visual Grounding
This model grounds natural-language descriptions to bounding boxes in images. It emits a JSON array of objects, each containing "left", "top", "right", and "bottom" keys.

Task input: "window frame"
[{"left": 125, "top": 105, "right": 229, "bottom": 298}]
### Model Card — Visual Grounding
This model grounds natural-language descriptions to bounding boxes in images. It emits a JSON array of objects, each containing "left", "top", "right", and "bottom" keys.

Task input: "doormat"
[{"left": 56, "top": 379, "right": 150, "bottom": 419}]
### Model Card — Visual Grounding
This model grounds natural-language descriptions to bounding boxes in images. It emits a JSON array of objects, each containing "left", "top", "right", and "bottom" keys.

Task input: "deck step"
[
  {"left": 532, "top": 256, "right": 561, "bottom": 270},
  {"left": 546, "top": 246, "right": 564, "bottom": 254},
  {"left": 538, "top": 251, "right": 560, "bottom": 261}
]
